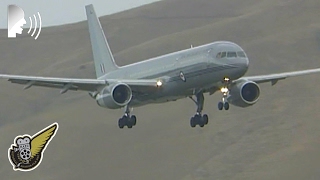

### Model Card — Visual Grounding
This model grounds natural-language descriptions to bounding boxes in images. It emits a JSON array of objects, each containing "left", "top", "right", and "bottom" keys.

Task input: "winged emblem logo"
[{"left": 8, "top": 123, "right": 58, "bottom": 171}]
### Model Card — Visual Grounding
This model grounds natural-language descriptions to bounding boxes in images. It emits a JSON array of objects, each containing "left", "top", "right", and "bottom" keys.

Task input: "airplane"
[{"left": 1, "top": 4, "right": 320, "bottom": 129}]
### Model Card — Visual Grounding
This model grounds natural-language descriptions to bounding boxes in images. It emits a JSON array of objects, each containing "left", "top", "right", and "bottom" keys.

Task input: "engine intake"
[
  {"left": 96, "top": 83, "right": 132, "bottom": 109},
  {"left": 227, "top": 81, "right": 260, "bottom": 107}
]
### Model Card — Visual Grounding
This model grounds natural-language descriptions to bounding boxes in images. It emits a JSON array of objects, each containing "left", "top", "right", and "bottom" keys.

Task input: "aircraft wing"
[
  {"left": 236, "top": 68, "right": 320, "bottom": 85},
  {"left": 0, "top": 74, "right": 160, "bottom": 93}
]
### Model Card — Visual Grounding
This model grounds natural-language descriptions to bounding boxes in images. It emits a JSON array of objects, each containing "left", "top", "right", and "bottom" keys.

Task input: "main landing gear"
[
  {"left": 218, "top": 77, "right": 230, "bottom": 111},
  {"left": 189, "top": 92, "right": 209, "bottom": 128},
  {"left": 118, "top": 106, "right": 137, "bottom": 129}
]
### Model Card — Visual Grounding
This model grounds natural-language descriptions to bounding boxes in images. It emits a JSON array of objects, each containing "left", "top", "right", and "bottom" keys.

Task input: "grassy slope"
[{"left": 0, "top": 0, "right": 320, "bottom": 179}]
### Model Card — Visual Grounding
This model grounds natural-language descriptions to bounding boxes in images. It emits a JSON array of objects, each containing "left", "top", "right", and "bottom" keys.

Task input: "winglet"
[{"left": 85, "top": 4, "right": 118, "bottom": 78}]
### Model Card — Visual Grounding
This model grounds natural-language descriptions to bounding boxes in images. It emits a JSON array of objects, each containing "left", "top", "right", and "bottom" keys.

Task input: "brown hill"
[{"left": 0, "top": 0, "right": 320, "bottom": 179}]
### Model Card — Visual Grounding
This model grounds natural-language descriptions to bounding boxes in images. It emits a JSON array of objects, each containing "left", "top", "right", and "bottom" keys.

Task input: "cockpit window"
[
  {"left": 216, "top": 52, "right": 226, "bottom": 58},
  {"left": 227, "top": 52, "right": 237, "bottom": 58},
  {"left": 216, "top": 51, "right": 246, "bottom": 59},
  {"left": 237, "top": 51, "right": 246, "bottom": 58},
  {"left": 221, "top": 52, "right": 226, "bottom": 58},
  {"left": 216, "top": 52, "right": 222, "bottom": 58}
]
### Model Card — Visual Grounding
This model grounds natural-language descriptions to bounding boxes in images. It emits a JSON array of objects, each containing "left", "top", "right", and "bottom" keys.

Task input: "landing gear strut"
[
  {"left": 218, "top": 77, "right": 230, "bottom": 110},
  {"left": 189, "top": 92, "right": 209, "bottom": 128},
  {"left": 118, "top": 105, "right": 137, "bottom": 129}
]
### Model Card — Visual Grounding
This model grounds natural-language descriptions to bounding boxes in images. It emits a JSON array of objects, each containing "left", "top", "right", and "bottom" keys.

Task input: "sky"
[{"left": 0, "top": 0, "right": 161, "bottom": 29}]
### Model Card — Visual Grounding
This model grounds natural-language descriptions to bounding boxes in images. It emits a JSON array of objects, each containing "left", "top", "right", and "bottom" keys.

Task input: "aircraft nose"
[
  {"left": 238, "top": 57, "right": 249, "bottom": 75},
  {"left": 245, "top": 57, "right": 249, "bottom": 68}
]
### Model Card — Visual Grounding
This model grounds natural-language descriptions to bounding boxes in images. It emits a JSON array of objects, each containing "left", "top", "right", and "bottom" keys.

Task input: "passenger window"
[
  {"left": 237, "top": 51, "right": 246, "bottom": 58},
  {"left": 221, "top": 52, "right": 226, "bottom": 58},
  {"left": 227, "top": 52, "right": 237, "bottom": 58}
]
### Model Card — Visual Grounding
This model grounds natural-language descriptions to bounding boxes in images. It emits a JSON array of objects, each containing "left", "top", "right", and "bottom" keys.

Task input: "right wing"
[
  {"left": 234, "top": 68, "right": 320, "bottom": 85},
  {"left": 0, "top": 74, "right": 160, "bottom": 94}
]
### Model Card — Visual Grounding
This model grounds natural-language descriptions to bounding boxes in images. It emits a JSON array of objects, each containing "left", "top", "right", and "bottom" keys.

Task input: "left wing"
[
  {"left": 234, "top": 68, "right": 320, "bottom": 85},
  {"left": 0, "top": 74, "right": 160, "bottom": 93}
]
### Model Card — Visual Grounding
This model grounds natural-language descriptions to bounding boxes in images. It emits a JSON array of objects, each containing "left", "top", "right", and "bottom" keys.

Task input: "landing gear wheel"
[
  {"left": 218, "top": 102, "right": 224, "bottom": 110},
  {"left": 118, "top": 117, "right": 125, "bottom": 129},
  {"left": 199, "top": 120, "right": 205, "bottom": 127},
  {"left": 195, "top": 115, "right": 205, "bottom": 127},
  {"left": 203, "top": 114, "right": 208, "bottom": 125},
  {"left": 190, "top": 117, "right": 196, "bottom": 128},
  {"left": 189, "top": 114, "right": 207, "bottom": 128},
  {"left": 131, "top": 115, "right": 137, "bottom": 126},
  {"left": 124, "top": 115, "right": 133, "bottom": 129},
  {"left": 218, "top": 78, "right": 231, "bottom": 111},
  {"left": 127, "top": 122, "right": 133, "bottom": 129},
  {"left": 224, "top": 102, "right": 229, "bottom": 110},
  {"left": 118, "top": 114, "right": 137, "bottom": 129},
  {"left": 189, "top": 92, "right": 209, "bottom": 128},
  {"left": 118, "top": 105, "right": 138, "bottom": 129}
]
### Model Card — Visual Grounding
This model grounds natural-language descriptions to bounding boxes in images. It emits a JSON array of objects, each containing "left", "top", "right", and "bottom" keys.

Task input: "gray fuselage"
[{"left": 100, "top": 41, "right": 249, "bottom": 107}]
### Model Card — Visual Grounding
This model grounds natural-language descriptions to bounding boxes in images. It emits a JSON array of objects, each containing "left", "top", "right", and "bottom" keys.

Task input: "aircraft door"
[
  {"left": 206, "top": 48, "right": 214, "bottom": 67},
  {"left": 174, "top": 56, "right": 181, "bottom": 68}
]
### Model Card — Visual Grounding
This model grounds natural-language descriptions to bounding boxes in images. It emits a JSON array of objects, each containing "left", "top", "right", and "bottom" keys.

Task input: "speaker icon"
[
  {"left": 27, "top": 12, "right": 42, "bottom": 40},
  {"left": 7, "top": 5, "right": 42, "bottom": 40}
]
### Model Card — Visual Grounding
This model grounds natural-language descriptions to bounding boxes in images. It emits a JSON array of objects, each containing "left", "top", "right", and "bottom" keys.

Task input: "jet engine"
[
  {"left": 96, "top": 83, "right": 132, "bottom": 109},
  {"left": 227, "top": 81, "right": 260, "bottom": 107}
]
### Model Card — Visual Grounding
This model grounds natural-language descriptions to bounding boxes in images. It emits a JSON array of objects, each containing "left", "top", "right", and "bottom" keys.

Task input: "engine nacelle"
[
  {"left": 96, "top": 83, "right": 132, "bottom": 109},
  {"left": 227, "top": 81, "right": 260, "bottom": 107}
]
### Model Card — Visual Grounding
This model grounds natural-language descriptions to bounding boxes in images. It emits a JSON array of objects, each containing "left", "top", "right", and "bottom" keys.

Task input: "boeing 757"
[{"left": 1, "top": 4, "right": 320, "bottom": 128}]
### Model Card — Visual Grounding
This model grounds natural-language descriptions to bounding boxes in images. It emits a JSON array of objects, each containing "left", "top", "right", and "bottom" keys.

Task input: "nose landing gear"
[{"left": 218, "top": 77, "right": 230, "bottom": 110}]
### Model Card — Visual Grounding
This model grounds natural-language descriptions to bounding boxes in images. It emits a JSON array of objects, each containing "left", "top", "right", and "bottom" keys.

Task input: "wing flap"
[
  {"left": 110, "top": 79, "right": 159, "bottom": 87},
  {"left": 10, "top": 79, "right": 78, "bottom": 90}
]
